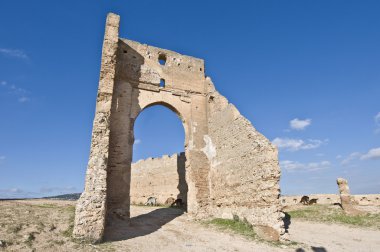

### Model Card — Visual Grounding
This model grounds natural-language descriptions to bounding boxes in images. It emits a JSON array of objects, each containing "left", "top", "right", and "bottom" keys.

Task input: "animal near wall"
[{"left": 73, "top": 13, "right": 284, "bottom": 242}]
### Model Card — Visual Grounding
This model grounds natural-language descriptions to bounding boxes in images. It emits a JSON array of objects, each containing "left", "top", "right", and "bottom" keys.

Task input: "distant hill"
[{"left": 43, "top": 193, "right": 81, "bottom": 200}]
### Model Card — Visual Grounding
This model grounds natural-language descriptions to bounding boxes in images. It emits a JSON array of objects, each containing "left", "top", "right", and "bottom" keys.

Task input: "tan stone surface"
[
  {"left": 206, "top": 83, "right": 283, "bottom": 237},
  {"left": 74, "top": 12, "right": 283, "bottom": 242},
  {"left": 337, "top": 178, "right": 364, "bottom": 216},
  {"left": 130, "top": 153, "right": 187, "bottom": 205},
  {"left": 73, "top": 13, "right": 120, "bottom": 243}
]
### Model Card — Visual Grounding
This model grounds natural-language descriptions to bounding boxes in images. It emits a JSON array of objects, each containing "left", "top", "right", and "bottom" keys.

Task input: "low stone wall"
[
  {"left": 130, "top": 153, "right": 187, "bottom": 205},
  {"left": 281, "top": 194, "right": 380, "bottom": 207}
]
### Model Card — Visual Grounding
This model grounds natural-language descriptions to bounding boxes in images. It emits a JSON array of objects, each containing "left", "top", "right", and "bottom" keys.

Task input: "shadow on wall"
[
  {"left": 104, "top": 207, "right": 185, "bottom": 242},
  {"left": 177, "top": 152, "right": 188, "bottom": 210},
  {"left": 283, "top": 212, "right": 291, "bottom": 234},
  {"left": 105, "top": 39, "right": 144, "bottom": 229}
]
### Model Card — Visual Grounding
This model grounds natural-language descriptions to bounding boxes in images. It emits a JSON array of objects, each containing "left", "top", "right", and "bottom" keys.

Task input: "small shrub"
[
  {"left": 25, "top": 233, "right": 36, "bottom": 247},
  {"left": 9, "top": 224, "right": 22, "bottom": 233},
  {"left": 49, "top": 223, "right": 57, "bottom": 231},
  {"left": 51, "top": 240, "right": 65, "bottom": 245}
]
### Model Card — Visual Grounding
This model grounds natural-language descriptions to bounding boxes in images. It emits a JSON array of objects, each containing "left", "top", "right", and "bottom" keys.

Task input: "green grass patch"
[
  {"left": 287, "top": 205, "right": 380, "bottom": 229},
  {"left": 35, "top": 203, "right": 58, "bottom": 208},
  {"left": 62, "top": 206, "right": 75, "bottom": 238},
  {"left": 204, "top": 216, "right": 257, "bottom": 239}
]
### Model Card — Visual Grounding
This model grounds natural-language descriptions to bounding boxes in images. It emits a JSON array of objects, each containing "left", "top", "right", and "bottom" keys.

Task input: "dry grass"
[
  {"left": 0, "top": 200, "right": 114, "bottom": 251},
  {"left": 287, "top": 204, "right": 380, "bottom": 229}
]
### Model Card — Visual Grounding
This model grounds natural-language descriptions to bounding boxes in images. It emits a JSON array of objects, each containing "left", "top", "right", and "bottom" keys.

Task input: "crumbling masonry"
[{"left": 73, "top": 13, "right": 284, "bottom": 242}]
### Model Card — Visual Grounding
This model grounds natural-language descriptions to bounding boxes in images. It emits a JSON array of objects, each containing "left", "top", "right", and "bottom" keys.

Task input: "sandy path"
[
  {"left": 1, "top": 200, "right": 379, "bottom": 251},
  {"left": 105, "top": 206, "right": 291, "bottom": 252},
  {"left": 289, "top": 220, "right": 380, "bottom": 252}
]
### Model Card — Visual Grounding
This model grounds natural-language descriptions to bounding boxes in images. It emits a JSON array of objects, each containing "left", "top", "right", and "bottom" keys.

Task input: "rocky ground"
[{"left": 0, "top": 199, "right": 379, "bottom": 251}]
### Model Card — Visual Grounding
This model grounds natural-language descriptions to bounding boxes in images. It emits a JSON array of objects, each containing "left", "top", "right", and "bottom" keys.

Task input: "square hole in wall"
[
  {"left": 160, "top": 79, "right": 165, "bottom": 88},
  {"left": 158, "top": 53, "right": 167, "bottom": 66}
]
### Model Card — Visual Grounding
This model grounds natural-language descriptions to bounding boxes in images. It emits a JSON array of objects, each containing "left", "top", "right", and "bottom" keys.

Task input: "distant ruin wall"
[
  {"left": 130, "top": 153, "right": 187, "bottom": 205},
  {"left": 281, "top": 194, "right": 380, "bottom": 207}
]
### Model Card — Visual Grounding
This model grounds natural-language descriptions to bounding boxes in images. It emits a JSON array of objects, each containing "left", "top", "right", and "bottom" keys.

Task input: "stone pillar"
[
  {"left": 337, "top": 178, "right": 363, "bottom": 216},
  {"left": 73, "top": 13, "right": 120, "bottom": 243}
]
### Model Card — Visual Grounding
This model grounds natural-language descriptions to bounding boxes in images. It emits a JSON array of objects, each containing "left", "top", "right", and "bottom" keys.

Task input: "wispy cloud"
[
  {"left": 18, "top": 97, "right": 30, "bottom": 103},
  {"left": 0, "top": 185, "right": 79, "bottom": 199},
  {"left": 0, "top": 48, "right": 29, "bottom": 60},
  {"left": 341, "top": 147, "right": 380, "bottom": 165},
  {"left": 361, "top": 147, "right": 380, "bottom": 160},
  {"left": 272, "top": 137, "right": 327, "bottom": 151},
  {"left": 375, "top": 112, "right": 380, "bottom": 134},
  {"left": 280, "top": 160, "right": 331, "bottom": 172},
  {"left": 290, "top": 118, "right": 312, "bottom": 130},
  {"left": 0, "top": 80, "right": 31, "bottom": 103},
  {"left": 341, "top": 152, "right": 361, "bottom": 165},
  {"left": 39, "top": 186, "right": 77, "bottom": 194},
  {"left": 135, "top": 139, "right": 141, "bottom": 145},
  {"left": 0, "top": 156, "right": 5, "bottom": 160},
  {"left": 0, "top": 188, "right": 34, "bottom": 198}
]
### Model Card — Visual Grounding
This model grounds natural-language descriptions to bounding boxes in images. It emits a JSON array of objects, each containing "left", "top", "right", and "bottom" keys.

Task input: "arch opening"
[{"left": 130, "top": 104, "right": 188, "bottom": 210}]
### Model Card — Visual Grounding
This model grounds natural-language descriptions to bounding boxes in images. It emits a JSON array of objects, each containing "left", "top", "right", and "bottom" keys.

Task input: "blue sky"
[{"left": 0, "top": 1, "right": 379, "bottom": 198}]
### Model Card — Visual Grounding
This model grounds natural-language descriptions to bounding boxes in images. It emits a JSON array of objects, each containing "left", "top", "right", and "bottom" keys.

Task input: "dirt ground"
[{"left": 0, "top": 200, "right": 379, "bottom": 251}]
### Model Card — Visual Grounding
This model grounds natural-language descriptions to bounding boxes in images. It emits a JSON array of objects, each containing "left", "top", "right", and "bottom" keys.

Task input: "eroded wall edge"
[
  {"left": 205, "top": 77, "right": 284, "bottom": 240},
  {"left": 73, "top": 13, "right": 120, "bottom": 242}
]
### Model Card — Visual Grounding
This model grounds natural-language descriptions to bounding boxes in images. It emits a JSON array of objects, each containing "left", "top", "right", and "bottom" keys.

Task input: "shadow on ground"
[
  {"left": 104, "top": 207, "right": 185, "bottom": 242},
  {"left": 296, "top": 247, "right": 327, "bottom": 252}
]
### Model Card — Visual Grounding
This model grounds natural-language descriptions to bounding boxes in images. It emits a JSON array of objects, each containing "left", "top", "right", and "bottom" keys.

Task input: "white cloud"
[
  {"left": 336, "top": 155, "right": 342, "bottom": 159},
  {"left": 280, "top": 160, "right": 331, "bottom": 172},
  {"left": 375, "top": 112, "right": 380, "bottom": 134},
  {"left": 9, "top": 188, "right": 23, "bottom": 193},
  {"left": 290, "top": 118, "right": 311, "bottom": 130},
  {"left": 135, "top": 139, "right": 141, "bottom": 145},
  {"left": 0, "top": 80, "right": 31, "bottom": 103},
  {"left": 0, "top": 188, "right": 30, "bottom": 198},
  {"left": 0, "top": 48, "right": 28, "bottom": 59},
  {"left": 341, "top": 152, "right": 361, "bottom": 165},
  {"left": 39, "top": 186, "right": 77, "bottom": 194},
  {"left": 272, "top": 137, "right": 327, "bottom": 151},
  {"left": 360, "top": 147, "right": 380, "bottom": 160},
  {"left": 18, "top": 97, "right": 30, "bottom": 103}
]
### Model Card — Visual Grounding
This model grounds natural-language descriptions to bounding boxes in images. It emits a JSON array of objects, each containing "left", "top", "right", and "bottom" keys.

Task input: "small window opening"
[
  {"left": 158, "top": 54, "right": 167, "bottom": 65},
  {"left": 160, "top": 78, "right": 165, "bottom": 88},
  {"left": 200, "top": 67, "right": 203, "bottom": 71},
  {"left": 123, "top": 50, "right": 128, "bottom": 54}
]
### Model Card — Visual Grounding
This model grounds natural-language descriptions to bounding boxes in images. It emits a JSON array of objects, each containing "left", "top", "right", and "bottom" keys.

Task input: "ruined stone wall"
[
  {"left": 111, "top": 38, "right": 211, "bottom": 218},
  {"left": 281, "top": 194, "right": 380, "bottom": 207},
  {"left": 205, "top": 81, "right": 284, "bottom": 240},
  {"left": 130, "top": 153, "right": 187, "bottom": 205},
  {"left": 74, "top": 12, "right": 284, "bottom": 242},
  {"left": 73, "top": 13, "right": 120, "bottom": 242}
]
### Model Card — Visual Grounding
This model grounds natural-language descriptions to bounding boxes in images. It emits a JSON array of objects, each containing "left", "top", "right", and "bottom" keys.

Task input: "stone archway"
[
  {"left": 129, "top": 104, "right": 188, "bottom": 208},
  {"left": 73, "top": 13, "right": 284, "bottom": 243}
]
